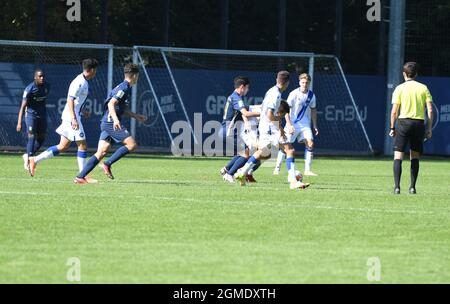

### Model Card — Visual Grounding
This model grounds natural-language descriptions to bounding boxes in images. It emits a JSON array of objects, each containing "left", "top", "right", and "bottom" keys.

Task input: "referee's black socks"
[
  {"left": 410, "top": 158, "right": 420, "bottom": 189},
  {"left": 394, "top": 159, "right": 402, "bottom": 189}
]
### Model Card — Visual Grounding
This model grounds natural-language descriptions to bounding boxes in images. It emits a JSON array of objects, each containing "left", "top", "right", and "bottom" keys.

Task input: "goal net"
[
  {"left": 134, "top": 46, "right": 374, "bottom": 155},
  {"left": 0, "top": 40, "right": 112, "bottom": 151},
  {"left": 0, "top": 41, "right": 373, "bottom": 156}
]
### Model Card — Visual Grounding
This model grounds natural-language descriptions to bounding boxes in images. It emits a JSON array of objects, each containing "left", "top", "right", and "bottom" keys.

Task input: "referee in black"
[{"left": 389, "top": 62, "right": 433, "bottom": 194}]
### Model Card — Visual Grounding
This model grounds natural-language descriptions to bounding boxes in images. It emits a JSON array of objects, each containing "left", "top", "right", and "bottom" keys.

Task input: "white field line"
[{"left": 0, "top": 191, "right": 440, "bottom": 216}]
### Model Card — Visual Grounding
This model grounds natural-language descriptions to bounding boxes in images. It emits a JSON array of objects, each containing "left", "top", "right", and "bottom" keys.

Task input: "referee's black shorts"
[{"left": 394, "top": 118, "right": 425, "bottom": 153}]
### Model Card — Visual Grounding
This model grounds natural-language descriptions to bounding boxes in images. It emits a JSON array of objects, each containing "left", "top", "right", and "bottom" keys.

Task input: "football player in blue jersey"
[
  {"left": 74, "top": 63, "right": 147, "bottom": 184},
  {"left": 219, "top": 76, "right": 260, "bottom": 183},
  {"left": 16, "top": 69, "right": 50, "bottom": 171}
]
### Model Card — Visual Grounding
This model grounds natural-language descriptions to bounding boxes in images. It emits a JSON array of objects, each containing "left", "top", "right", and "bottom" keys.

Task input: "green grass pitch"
[{"left": 0, "top": 154, "right": 449, "bottom": 283}]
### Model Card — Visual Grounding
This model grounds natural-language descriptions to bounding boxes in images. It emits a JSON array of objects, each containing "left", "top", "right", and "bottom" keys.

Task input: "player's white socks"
[
  {"left": 286, "top": 157, "right": 297, "bottom": 181},
  {"left": 77, "top": 150, "right": 88, "bottom": 172},
  {"left": 305, "top": 147, "right": 313, "bottom": 172},
  {"left": 239, "top": 156, "right": 258, "bottom": 175},
  {"left": 34, "top": 146, "right": 60, "bottom": 164},
  {"left": 275, "top": 150, "right": 286, "bottom": 169},
  {"left": 240, "top": 162, "right": 254, "bottom": 175}
]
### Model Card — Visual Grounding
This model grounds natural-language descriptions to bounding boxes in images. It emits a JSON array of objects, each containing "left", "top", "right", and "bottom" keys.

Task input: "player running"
[
  {"left": 234, "top": 71, "right": 310, "bottom": 190},
  {"left": 219, "top": 76, "right": 260, "bottom": 183},
  {"left": 273, "top": 73, "right": 319, "bottom": 176},
  {"left": 74, "top": 63, "right": 147, "bottom": 184},
  {"left": 17, "top": 69, "right": 50, "bottom": 171},
  {"left": 28, "top": 58, "right": 98, "bottom": 183}
]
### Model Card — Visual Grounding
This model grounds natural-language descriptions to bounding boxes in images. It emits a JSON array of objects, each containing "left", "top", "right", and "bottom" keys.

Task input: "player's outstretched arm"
[
  {"left": 240, "top": 108, "right": 260, "bottom": 118},
  {"left": 16, "top": 99, "right": 27, "bottom": 132}
]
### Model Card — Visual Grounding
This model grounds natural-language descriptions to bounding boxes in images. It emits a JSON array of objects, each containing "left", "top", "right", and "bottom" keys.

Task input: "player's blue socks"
[
  {"left": 252, "top": 160, "right": 261, "bottom": 172},
  {"left": 77, "top": 150, "right": 87, "bottom": 158},
  {"left": 228, "top": 156, "right": 248, "bottom": 175},
  {"left": 286, "top": 157, "right": 294, "bottom": 171},
  {"left": 49, "top": 146, "right": 60, "bottom": 156},
  {"left": 225, "top": 155, "right": 240, "bottom": 171},
  {"left": 104, "top": 146, "right": 130, "bottom": 167},
  {"left": 26, "top": 135, "right": 35, "bottom": 156},
  {"left": 248, "top": 156, "right": 258, "bottom": 165},
  {"left": 77, "top": 155, "right": 100, "bottom": 179},
  {"left": 286, "top": 157, "right": 296, "bottom": 180},
  {"left": 239, "top": 156, "right": 258, "bottom": 175},
  {"left": 247, "top": 159, "right": 261, "bottom": 175},
  {"left": 34, "top": 137, "right": 44, "bottom": 154}
]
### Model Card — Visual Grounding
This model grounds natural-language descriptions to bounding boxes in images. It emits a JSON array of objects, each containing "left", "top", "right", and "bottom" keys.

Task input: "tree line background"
[{"left": 1, "top": 0, "right": 449, "bottom": 76}]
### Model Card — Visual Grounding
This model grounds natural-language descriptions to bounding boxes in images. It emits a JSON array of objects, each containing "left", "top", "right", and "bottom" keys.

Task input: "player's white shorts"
[
  {"left": 55, "top": 119, "right": 87, "bottom": 142},
  {"left": 258, "top": 128, "right": 280, "bottom": 153},
  {"left": 280, "top": 124, "right": 313, "bottom": 144},
  {"left": 240, "top": 126, "right": 258, "bottom": 151}
]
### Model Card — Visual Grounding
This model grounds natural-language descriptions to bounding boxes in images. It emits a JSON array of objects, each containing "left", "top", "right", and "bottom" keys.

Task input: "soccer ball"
[
  {"left": 287, "top": 170, "right": 303, "bottom": 182},
  {"left": 295, "top": 170, "right": 303, "bottom": 182}
]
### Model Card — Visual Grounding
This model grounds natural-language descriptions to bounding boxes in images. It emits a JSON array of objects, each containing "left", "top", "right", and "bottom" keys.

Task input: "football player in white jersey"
[
  {"left": 28, "top": 59, "right": 98, "bottom": 182},
  {"left": 274, "top": 73, "right": 319, "bottom": 176},
  {"left": 234, "top": 71, "right": 310, "bottom": 190}
]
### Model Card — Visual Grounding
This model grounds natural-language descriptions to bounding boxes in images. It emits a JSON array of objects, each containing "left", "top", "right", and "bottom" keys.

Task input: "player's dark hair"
[
  {"left": 82, "top": 58, "right": 99, "bottom": 70},
  {"left": 234, "top": 76, "right": 250, "bottom": 89},
  {"left": 34, "top": 68, "right": 43, "bottom": 75},
  {"left": 299, "top": 73, "right": 311, "bottom": 82},
  {"left": 277, "top": 71, "right": 290, "bottom": 85},
  {"left": 124, "top": 63, "right": 139, "bottom": 76},
  {"left": 278, "top": 99, "right": 290, "bottom": 115},
  {"left": 403, "top": 62, "right": 419, "bottom": 78}
]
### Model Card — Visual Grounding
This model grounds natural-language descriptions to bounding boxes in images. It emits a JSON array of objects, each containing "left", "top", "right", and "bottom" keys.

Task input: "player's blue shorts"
[
  {"left": 99, "top": 122, "right": 131, "bottom": 144},
  {"left": 25, "top": 114, "right": 47, "bottom": 134}
]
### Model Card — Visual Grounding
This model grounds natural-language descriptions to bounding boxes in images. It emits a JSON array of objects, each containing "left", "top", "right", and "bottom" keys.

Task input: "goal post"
[
  {"left": 0, "top": 40, "right": 374, "bottom": 155},
  {"left": 133, "top": 46, "right": 374, "bottom": 155}
]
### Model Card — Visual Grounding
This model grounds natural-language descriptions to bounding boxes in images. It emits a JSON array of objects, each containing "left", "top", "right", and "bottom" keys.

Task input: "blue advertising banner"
[
  {"left": 0, "top": 62, "right": 110, "bottom": 150},
  {"left": 1, "top": 61, "right": 449, "bottom": 155}
]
